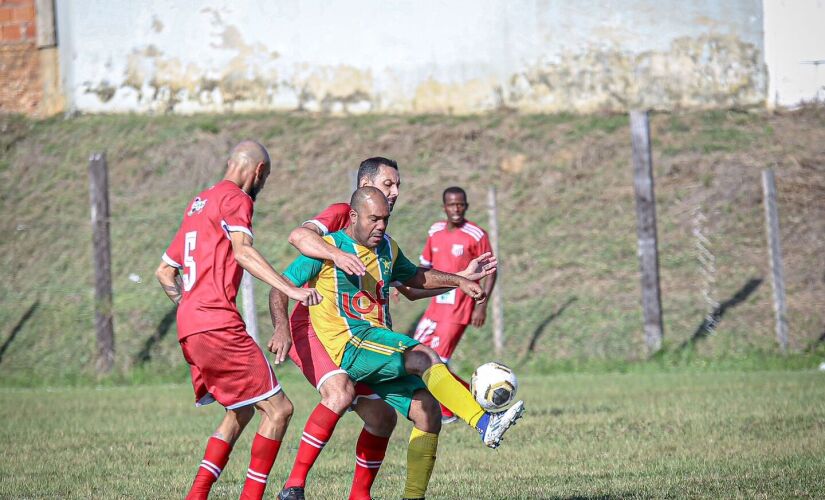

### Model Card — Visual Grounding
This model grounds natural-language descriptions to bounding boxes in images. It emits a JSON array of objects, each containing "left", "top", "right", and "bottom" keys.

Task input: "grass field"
[{"left": 1, "top": 366, "right": 823, "bottom": 499}]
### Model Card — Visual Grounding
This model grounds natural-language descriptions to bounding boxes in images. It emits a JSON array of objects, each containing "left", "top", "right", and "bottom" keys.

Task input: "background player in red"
[
  {"left": 409, "top": 186, "right": 498, "bottom": 423},
  {"left": 155, "top": 140, "right": 321, "bottom": 500},
  {"left": 275, "top": 158, "right": 496, "bottom": 500}
]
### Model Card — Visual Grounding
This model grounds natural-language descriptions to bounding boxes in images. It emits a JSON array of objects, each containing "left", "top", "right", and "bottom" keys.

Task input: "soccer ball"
[{"left": 471, "top": 362, "right": 518, "bottom": 412}]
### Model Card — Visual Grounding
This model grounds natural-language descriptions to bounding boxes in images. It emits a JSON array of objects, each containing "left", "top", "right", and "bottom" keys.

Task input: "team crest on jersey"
[
  {"left": 188, "top": 197, "right": 207, "bottom": 216},
  {"left": 451, "top": 244, "right": 464, "bottom": 257}
]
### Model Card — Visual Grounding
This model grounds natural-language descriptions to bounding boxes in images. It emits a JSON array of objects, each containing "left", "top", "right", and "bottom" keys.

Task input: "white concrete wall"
[
  {"left": 56, "top": 0, "right": 768, "bottom": 114},
  {"left": 763, "top": 0, "right": 825, "bottom": 107}
]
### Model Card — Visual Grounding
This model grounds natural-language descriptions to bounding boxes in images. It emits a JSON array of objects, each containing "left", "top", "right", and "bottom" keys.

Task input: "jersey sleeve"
[
  {"left": 392, "top": 244, "right": 420, "bottom": 284},
  {"left": 419, "top": 235, "right": 433, "bottom": 268},
  {"left": 220, "top": 191, "right": 254, "bottom": 238},
  {"left": 162, "top": 227, "right": 185, "bottom": 269},
  {"left": 283, "top": 255, "right": 324, "bottom": 287},
  {"left": 477, "top": 231, "right": 493, "bottom": 256},
  {"left": 304, "top": 203, "right": 350, "bottom": 235}
]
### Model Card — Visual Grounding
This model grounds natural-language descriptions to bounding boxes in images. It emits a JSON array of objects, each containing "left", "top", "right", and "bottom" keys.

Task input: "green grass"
[
  {"left": 1, "top": 108, "right": 824, "bottom": 383},
  {"left": 1, "top": 368, "right": 823, "bottom": 498}
]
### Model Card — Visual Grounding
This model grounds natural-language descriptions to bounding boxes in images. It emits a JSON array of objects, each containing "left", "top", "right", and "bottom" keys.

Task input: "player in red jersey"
[
  {"left": 155, "top": 141, "right": 322, "bottom": 500},
  {"left": 274, "top": 158, "right": 496, "bottom": 500},
  {"left": 411, "top": 186, "right": 498, "bottom": 423}
]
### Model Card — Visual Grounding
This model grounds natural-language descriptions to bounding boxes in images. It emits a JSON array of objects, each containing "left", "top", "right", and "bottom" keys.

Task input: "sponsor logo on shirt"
[
  {"left": 188, "top": 197, "right": 207, "bottom": 216},
  {"left": 451, "top": 244, "right": 464, "bottom": 257}
]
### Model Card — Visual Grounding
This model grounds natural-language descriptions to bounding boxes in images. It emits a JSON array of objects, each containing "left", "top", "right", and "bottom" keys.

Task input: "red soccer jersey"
[
  {"left": 304, "top": 202, "right": 351, "bottom": 234},
  {"left": 162, "top": 180, "right": 254, "bottom": 340},
  {"left": 420, "top": 220, "right": 492, "bottom": 325}
]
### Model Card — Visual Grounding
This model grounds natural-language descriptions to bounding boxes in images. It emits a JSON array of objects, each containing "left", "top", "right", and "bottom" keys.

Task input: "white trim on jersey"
[
  {"left": 162, "top": 252, "right": 182, "bottom": 269},
  {"left": 460, "top": 223, "right": 484, "bottom": 242},
  {"left": 428, "top": 222, "right": 447, "bottom": 237},
  {"left": 316, "top": 369, "right": 348, "bottom": 391},
  {"left": 419, "top": 256, "right": 433, "bottom": 268},
  {"left": 221, "top": 219, "right": 254, "bottom": 240},
  {"left": 304, "top": 219, "right": 329, "bottom": 235}
]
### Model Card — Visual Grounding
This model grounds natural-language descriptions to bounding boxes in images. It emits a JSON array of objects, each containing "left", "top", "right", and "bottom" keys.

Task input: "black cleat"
[{"left": 278, "top": 486, "right": 305, "bottom": 500}]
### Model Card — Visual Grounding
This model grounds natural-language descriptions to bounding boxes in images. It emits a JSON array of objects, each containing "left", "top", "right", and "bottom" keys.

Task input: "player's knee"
[
  {"left": 363, "top": 402, "right": 397, "bottom": 436},
  {"left": 404, "top": 345, "right": 441, "bottom": 375},
  {"left": 257, "top": 394, "right": 294, "bottom": 427},
  {"left": 319, "top": 374, "right": 355, "bottom": 414}
]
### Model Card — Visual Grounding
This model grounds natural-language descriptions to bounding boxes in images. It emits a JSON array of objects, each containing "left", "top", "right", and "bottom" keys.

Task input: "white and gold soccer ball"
[{"left": 471, "top": 362, "right": 518, "bottom": 412}]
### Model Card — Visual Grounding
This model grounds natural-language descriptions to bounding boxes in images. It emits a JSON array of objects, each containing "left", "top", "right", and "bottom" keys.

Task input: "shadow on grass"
[
  {"left": 135, "top": 307, "right": 177, "bottom": 364},
  {"left": 545, "top": 495, "right": 641, "bottom": 500},
  {"left": 523, "top": 297, "right": 577, "bottom": 356},
  {"left": 677, "top": 277, "right": 762, "bottom": 351},
  {"left": 0, "top": 301, "right": 38, "bottom": 364}
]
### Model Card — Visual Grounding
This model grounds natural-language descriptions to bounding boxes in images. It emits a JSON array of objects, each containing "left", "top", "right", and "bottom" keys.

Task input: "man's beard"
[{"left": 250, "top": 183, "right": 262, "bottom": 201}]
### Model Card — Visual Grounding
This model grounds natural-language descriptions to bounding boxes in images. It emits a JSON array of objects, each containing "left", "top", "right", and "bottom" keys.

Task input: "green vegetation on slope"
[{"left": 0, "top": 109, "right": 824, "bottom": 383}]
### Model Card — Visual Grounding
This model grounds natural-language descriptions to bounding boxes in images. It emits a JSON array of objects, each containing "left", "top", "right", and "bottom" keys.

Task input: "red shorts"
[
  {"left": 180, "top": 327, "right": 281, "bottom": 410},
  {"left": 413, "top": 315, "right": 468, "bottom": 362},
  {"left": 289, "top": 305, "right": 373, "bottom": 397}
]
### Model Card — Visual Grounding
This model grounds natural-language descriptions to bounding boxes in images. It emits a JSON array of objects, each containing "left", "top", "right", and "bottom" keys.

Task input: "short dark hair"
[
  {"left": 442, "top": 186, "right": 467, "bottom": 204},
  {"left": 357, "top": 157, "right": 398, "bottom": 185}
]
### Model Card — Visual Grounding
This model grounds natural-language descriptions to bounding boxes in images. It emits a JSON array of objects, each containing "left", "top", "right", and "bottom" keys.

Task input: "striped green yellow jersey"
[{"left": 283, "top": 230, "right": 419, "bottom": 364}]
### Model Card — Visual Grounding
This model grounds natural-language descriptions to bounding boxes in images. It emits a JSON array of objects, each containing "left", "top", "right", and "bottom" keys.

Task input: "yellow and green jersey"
[{"left": 283, "top": 230, "right": 419, "bottom": 364}]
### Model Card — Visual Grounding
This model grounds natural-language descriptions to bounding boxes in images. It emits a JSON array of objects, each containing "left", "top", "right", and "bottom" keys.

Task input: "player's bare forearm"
[
  {"left": 268, "top": 287, "right": 291, "bottom": 333},
  {"left": 403, "top": 267, "right": 463, "bottom": 290},
  {"left": 482, "top": 270, "right": 498, "bottom": 298},
  {"left": 290, "top": 224, "right": 366, "bottom": 276},
  {"left": 230, "top": 232, "right": 301, "bottom": 294},
  {"left": 155, "top": 262, "right": 182, "bottom": 305},
  {"left": 289, "top": 225, "right": 337, "bottom": 261},
  {"left": 395, "top": 284, "right": 452, "bottom": 301}
]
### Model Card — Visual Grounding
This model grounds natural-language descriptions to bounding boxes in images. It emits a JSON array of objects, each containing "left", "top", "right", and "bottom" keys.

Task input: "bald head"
[
  {"left": 350, "top": 186, "right": 389, "bottom": 214},
  {"left": 347, "top": 187, "right": 390, "bottom": 248},
  {"left": 229, "top": 140, "right": 270, "bottom": 170},
  {"left": 224, "top": 140, "right": 271, "bottom": 201}
]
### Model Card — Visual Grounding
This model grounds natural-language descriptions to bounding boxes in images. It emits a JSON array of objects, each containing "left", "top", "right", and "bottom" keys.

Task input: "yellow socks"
[
  {"left": 421, "top": 363, "right": 485, "bottom": 427},
  {"left": 403, "top": 427, "right": 438, "bottom": 498}
]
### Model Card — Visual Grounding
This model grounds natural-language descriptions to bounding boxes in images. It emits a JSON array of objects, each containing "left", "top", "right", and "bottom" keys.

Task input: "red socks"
[
  {"left": 349, "top": 429, "right": 390, "bottom": 500},
  {"left": 185, "top": 436, "right": 232, "bottom": 500},
  {"left": 284, "top": 404, "right": 342, "bottom": 489},
  {"left": 239, "top": 433, "right": 282, "bottom": 500}
]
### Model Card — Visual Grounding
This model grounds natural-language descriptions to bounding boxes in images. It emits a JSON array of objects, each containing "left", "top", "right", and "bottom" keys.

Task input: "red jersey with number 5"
[
  {"left": 162, "top": 180, "right": 254, "bottom": 340},
  {"left": 420, "top": 220, "right": 492, "bottom": 325}
]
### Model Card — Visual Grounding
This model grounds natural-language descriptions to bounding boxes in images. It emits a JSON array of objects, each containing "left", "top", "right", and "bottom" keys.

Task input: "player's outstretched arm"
[
  {"left": 267, "top": 287, "right": 292, "bottom": 364},
  {"left": 403, "top": 267, "right": 488, "bottom": 304},
  {"left": 155, "top": 261, "right": 183, "bottom": 305},
  {"left": 289, "top": 224, "right": 366, "bottom": 276},
  {"left": 230, "top": 231, "right": 322, "bottom": 307},
  {"left": 394, "top": 252, "right": 498, "bottom": 301}
]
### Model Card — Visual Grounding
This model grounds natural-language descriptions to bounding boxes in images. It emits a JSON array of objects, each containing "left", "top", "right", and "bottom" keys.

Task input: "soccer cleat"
[
  {"left": 478, "top": 400, "right": 524, "bottom": 448},
  {"left": 278, "top": 487, "right": 306, "bottom": 500}
]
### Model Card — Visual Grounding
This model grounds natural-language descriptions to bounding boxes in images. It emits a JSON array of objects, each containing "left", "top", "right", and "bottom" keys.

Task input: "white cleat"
[{"left": 481, "top": 400, "right": 524, "bottom": 448}]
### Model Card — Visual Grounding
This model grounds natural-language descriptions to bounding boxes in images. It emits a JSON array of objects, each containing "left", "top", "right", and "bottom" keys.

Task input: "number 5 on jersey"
[{"left": 183, "top": 231, "right": 197, "bottom": 291}]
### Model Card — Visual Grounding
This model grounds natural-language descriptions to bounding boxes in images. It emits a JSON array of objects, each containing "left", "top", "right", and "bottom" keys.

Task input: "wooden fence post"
[
  {"left": 762, "top": 169, "right": 789, "bottom": 351},
  {"left": 629, "top": 111, "right": 664, "bottom": 354},
  {"left": 89, "top": 152, "right": 114, "bottom": 373},
  {"left": 487, "top": 186, "right": 504, "bottom": 357}
]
